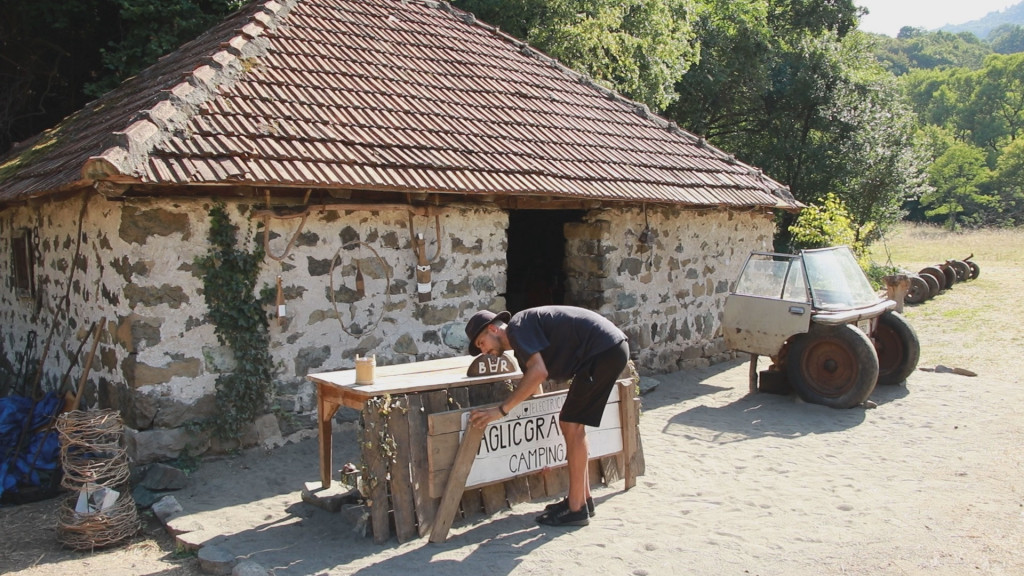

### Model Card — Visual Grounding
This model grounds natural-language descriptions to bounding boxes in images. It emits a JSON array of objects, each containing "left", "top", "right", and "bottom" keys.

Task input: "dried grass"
[{"left": 870, "top": 223, "right": 1024, "bottom": 374}]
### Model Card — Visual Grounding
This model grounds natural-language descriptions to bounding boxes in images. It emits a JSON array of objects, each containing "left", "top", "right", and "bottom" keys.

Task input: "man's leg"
[{"left": 561, "top": 420, "right": 589, "bottom": 512}]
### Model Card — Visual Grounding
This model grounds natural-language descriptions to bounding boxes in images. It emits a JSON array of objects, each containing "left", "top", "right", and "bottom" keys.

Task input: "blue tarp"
[{"left": 0, "top": 392, "right": 62, "bottom": 500}]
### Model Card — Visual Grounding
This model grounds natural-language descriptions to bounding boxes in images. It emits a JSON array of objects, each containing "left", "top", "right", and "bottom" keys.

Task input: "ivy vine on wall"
[{"left": 195, "top": 203, "right": 276, "bottom": 440}]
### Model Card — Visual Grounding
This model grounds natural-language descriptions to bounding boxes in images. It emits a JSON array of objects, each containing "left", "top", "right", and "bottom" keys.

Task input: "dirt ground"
[{"left": 1, "top": 224, "right": 1022, "bottom": 576}]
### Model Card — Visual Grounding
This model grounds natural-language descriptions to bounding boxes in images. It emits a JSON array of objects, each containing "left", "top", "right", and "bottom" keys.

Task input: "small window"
[{"left": 12, "top": 229, "right": 36, "bottom": 300}]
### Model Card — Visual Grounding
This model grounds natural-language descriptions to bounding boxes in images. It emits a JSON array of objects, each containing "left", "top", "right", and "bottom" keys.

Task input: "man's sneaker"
[
  {"left": 536, "top": 505, "right": 590, "bottom": 527},
  {"left": 544, "top": 497, "right": 595, "bottom": 518}
]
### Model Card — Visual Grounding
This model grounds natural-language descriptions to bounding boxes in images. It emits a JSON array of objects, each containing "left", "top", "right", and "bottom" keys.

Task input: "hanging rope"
[{"left": 328, "top": 240, "right": 391, "bottom": 337}]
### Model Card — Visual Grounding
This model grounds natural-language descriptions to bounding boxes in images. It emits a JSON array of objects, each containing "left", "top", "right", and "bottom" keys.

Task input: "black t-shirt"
[{"left": 506, "top": 306, "right": 627, "bottom": 379}]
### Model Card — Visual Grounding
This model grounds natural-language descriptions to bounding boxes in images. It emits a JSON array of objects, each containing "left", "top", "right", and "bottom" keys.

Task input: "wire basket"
[
  {"left": 56, "top": 490, "right": 141, "bottom": 550},
  {"left": 56, "top": 409, "right": 131, "bottom": 489},
  {"left": 54, "top": 408, "right": 139, "bottom": 550}
]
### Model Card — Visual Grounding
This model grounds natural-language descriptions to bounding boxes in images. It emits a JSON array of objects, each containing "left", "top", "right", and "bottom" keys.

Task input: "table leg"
[
  {"left": 618, "top": 379, "right": 638, "bottom": 490},
  {"left": 318, "top": 385, "right": 342, "bottom": 489},
  {"left": 748, "top": 354, "right": 759, "bottom": 394}
]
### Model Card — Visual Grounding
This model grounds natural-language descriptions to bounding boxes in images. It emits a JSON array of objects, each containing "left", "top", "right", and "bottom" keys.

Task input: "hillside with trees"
[{"left": 943, "top": 1, "right": 1024, "bottom": 39}]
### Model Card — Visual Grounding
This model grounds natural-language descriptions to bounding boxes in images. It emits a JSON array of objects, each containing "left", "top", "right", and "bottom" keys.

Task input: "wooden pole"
[
  {"left": 58, "top": 321, "right": 97, "bottom": 395},
  {"left": 69, "top": 318, "right": 106, "bottom": 412}
]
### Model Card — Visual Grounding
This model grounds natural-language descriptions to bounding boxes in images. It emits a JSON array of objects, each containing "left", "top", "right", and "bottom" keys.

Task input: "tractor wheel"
[
  {"left": 904, "top": 275, "right": 929, "bottom": 304},
  {"left": 950, "top": 260, "right": 970, "bottom": 282},
  {"left": 874, "top": 311, "right": 921, "bottom": 386},
  {"left": 786, "top": 323, "right": 879, "bottom": 408},
  {"left": 940, "top": 264, "right": 957, "bottom": 288},
  {"left": 919, "top": 271, "right": 940, "bottom": 299},
  {"left": 920, "top": 266, "right": 947, "bottom": 290},
  {"left": 966, "top": 260, "right": 980, "bottom": 279}
]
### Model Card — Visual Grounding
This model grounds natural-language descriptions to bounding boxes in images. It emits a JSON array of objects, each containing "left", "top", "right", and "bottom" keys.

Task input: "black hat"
[{"left": 465, "top": 310, "right": 511, "bottom": 355}]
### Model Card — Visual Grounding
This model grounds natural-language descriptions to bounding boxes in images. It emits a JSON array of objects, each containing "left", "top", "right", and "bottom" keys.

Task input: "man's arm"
[{"left": 468, "top": 352, "right": 547, "bottom": 429}]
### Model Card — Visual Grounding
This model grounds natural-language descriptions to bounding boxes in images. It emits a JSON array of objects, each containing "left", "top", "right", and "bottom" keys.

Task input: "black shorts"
[{"left": 560, "top": 340, "right": 630, "bottom": 427}]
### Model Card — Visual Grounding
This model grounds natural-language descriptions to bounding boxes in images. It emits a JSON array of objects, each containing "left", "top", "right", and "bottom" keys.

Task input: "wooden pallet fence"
[{"left": 356, "top": 377, "right": 643, "bottom": 543}]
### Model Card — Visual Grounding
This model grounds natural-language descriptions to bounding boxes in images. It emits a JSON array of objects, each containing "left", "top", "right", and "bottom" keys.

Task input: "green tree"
[
  {"left": 990, "top": 139, "right": 1024, "bottom": 225},
  {"left": 974, "top": 54, "right": 1024, "bottom": 149},
  {"left": 895, "top": 28, "right": 991, "bottom": 71},
  {"left": 922, "top": 142, "right": 996, "bottom": 228},
  {"left": 452, "top": 0, "right": 699, "bottom": 111},
  {"left": 670, "top": 0, "right": 862, "bottom": 194},
  {"left": 829, "top": 62, "right": 930, "bottom": 239},
  {"left": 0, "top": 0, "right": 116, "bottom": 152},
  {"left": 903, "top": 53, "right": 1024, "bottom": 153},
  {"left": 670, "top": 0, "right": 925, "bottom": 247},
  {"left": 0, "top": 0, "right": 242, "bottom": 154},
  {"left": 86, "top": 0, "right": 245, "bottom": 97},
  {"left": 789, "top": 192, "right": 871, "bottom": 259}
]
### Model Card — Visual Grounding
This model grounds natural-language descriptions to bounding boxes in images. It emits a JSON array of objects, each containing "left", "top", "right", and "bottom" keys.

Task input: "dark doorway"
[{"left": 504, "top": 209, "right": 584, "bottom": 314}]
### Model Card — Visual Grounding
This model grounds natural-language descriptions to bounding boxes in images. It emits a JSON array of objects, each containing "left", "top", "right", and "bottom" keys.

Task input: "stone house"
[{"left": 0, "top": 0, "right": 799, "bottom": 463}]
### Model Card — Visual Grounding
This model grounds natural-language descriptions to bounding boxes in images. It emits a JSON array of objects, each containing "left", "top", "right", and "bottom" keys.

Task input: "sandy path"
[{"left": 153, "top": 335, "right": 1023, "bottom": 575}]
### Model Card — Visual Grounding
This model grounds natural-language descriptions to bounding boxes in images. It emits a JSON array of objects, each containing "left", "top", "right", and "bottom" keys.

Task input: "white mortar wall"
[{"left": 0, "top": 194, "right": 509, "bottom": 395}]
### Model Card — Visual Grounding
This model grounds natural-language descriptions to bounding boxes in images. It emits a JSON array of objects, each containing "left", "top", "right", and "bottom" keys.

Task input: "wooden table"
[
  {"left": 307, "top": 355, "right": 644, "bottom": 543},
  {"left": 308, "top": 355, "right": 522, "bottom": 490}
]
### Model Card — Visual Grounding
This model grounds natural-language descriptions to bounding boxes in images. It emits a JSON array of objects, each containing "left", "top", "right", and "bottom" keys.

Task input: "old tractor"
[{"left": 723, "top": 246, "right": 920, "bottom": 408}]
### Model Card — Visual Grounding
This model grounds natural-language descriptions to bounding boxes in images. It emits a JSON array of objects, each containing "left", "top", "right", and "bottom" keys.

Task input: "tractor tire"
[
  {"left": 874, "top": 311, "right": 921, "bottom": 386},
  {"left": 966, "top": 260, "right": 980, "bottom": 279},
  {"left": 919, "top": 271, "right": 940, "bottom": 299},
  {"left": 905, "top": 275, "right": 929, "bottom": 304},
  {"left": 920, "top": 266, "right": 947, "bottom": 290},
  {"left": 949, "top": 260, "right": 970, "bottom": 282},
  {"left": 786, "top": 323, "right": 879, "bottom": 409},
  {"left": 939, "top": 264, "right": 957, "bottom": 288}
]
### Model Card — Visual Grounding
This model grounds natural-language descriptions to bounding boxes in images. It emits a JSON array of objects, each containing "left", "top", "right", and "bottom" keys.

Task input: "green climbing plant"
[{"left": 195, "top": 203, "right": 276, "bottom": 440}]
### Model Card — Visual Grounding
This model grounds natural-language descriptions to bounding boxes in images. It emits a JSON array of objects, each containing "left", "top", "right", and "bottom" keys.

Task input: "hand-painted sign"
[
  {"left": 458, "top": 387, "right": 623, "bottom": 488},
  {"left": 465, "top": 353, "right": 517, "bottom": 377}
]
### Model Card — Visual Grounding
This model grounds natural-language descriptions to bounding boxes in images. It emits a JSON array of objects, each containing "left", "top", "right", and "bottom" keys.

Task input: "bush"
[{"left": 789, "top": 192, "right": 875, "bottom": 267}]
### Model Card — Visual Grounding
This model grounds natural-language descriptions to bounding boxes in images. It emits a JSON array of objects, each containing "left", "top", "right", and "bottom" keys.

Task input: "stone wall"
[
  {"left": 564, "top": 206, "right": 774, "bottom": 373},
  {"left": 0, "top": 192, "right": 773, "bottom": 463},
  {"left": 0, "top": 193, "right": 512, "bottom": 462}
]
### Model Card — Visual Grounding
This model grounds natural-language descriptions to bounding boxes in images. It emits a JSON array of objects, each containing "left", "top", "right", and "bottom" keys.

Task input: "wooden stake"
[
  {"left": 58, "top": 321, "right": 97, "bottom": 395},
  {"left": 70, "top": 318, "right": 106, "bottom": 412}
]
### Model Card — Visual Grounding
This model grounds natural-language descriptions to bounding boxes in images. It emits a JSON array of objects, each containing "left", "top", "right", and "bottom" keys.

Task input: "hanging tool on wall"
[
  {"left": 408, "top": 210, "right": 442, "bottom": 303},
  {"left": 276, "top": 275, "right": 286, "bottom": 325},
  {"left": 259, "top": 189, "right": 312, "bottom": 262},
  {"left": 355, "top": 261, "right": 366, "bottom": 299},
  {"left": 415, "top": 233, "right": 431, "bottom": 302}
]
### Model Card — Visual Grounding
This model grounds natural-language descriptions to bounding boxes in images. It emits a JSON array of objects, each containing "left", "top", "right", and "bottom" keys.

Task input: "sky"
[{"left": 855, "top": 0, "right": 1020, "bottom": 37}]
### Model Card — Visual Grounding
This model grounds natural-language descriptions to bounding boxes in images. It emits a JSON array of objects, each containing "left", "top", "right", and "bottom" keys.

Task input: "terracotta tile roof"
[{"left": 0, "top": 0, "right": 798, "bottom": 209}]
